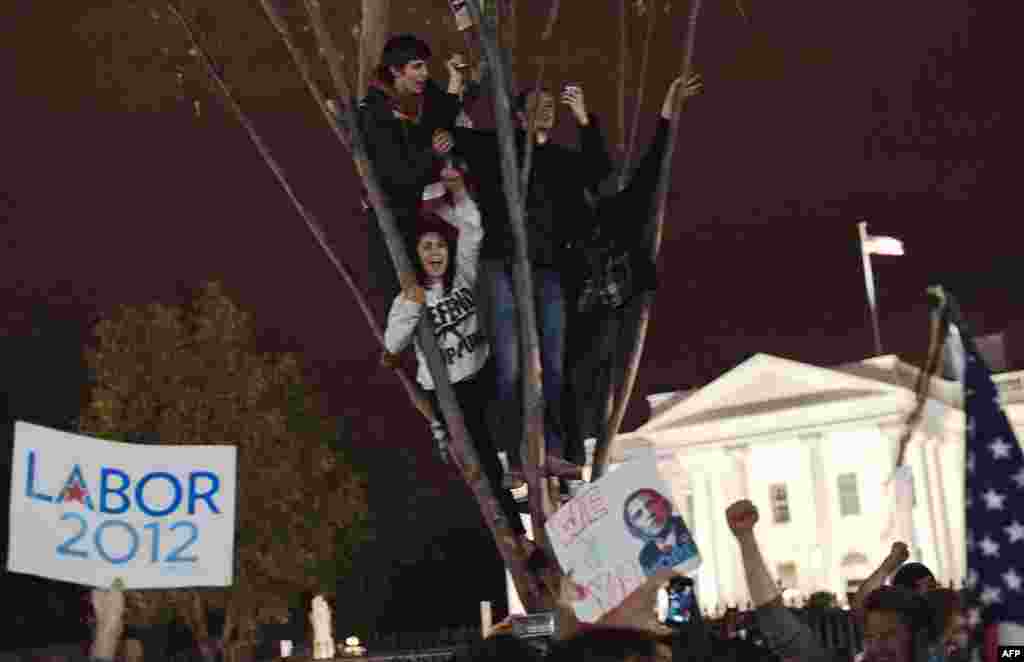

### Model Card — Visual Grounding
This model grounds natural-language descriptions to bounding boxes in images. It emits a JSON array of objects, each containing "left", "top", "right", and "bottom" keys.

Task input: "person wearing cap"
[
  {"left": 381, "top": 160, "right": 532, "bottom": 556},
  {"left": 358, "top": 34, "right": 468, "bottom": 313}
]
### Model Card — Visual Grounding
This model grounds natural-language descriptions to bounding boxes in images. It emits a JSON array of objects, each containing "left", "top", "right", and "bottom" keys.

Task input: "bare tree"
[{"left": 161, "top": 0, "right": 707, "bottom": 630}]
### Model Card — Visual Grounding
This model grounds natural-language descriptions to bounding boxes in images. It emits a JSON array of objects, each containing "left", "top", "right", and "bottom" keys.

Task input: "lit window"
[
  {"left": 837, "top": 473, "right": 861, "bottom": 516},
  {"left": 770, "top": 484, "right": 790, "bottom": 523}
]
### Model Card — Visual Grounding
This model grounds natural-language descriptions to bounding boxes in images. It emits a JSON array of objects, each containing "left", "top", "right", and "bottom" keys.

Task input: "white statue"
[{"left": 310, "top": 596, "right": 336, "bottom": 660}]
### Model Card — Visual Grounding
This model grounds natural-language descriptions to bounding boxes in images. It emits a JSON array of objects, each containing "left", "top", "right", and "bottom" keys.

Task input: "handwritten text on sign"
[{"left": 7, "top": 422, "right": 237, "bottom": 589}]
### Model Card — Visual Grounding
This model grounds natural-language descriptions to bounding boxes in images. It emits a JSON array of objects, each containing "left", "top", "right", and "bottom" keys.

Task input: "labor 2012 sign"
[{"left": 7, "top": 422, "right": 237, "bottom": 589}]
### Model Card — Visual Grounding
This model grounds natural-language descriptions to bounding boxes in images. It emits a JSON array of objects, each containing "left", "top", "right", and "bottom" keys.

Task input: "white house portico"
[{"left": 608, "top": 353, "right": 1024, "bottom": 611}]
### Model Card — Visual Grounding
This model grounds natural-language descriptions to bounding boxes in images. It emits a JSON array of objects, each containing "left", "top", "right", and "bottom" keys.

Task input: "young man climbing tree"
[
  {"left": 562, "top": 74, "right": 702, "bottom": 466},
  {"left": 442, "top": 83, "right": 613, "bottom": 494},
  {"left": 358, "top": 34, "right": 468, "bottom": 311}
]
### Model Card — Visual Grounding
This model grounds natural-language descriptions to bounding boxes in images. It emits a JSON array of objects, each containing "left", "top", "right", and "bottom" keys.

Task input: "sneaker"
[{"left": 502, "top": 470, "right": 526, "bottom": 490}]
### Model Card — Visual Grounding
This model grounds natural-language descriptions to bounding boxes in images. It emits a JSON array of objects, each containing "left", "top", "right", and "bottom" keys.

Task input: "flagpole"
[{"left": 858, "top": 220, "right": 883, "bottom": 356}]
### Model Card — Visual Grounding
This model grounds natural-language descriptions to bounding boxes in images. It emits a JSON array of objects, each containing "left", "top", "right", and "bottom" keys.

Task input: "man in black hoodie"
[
  {"left": 562, "top": 74, "right": 701, "bottom": 460},
  {"left": 448, "top": 85, "right": 613, "bottom": 488},
  {"left": 357, "top": 34, "right": 467, "bottom": 310}
]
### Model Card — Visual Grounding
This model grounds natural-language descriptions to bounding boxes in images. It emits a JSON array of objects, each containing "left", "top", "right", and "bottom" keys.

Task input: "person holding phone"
[
  {"left": 442, "top": 83, "right": 613, "bottom": 491},
  {"left": 358, "top": 34, "right": 468, "bottom": 312}
]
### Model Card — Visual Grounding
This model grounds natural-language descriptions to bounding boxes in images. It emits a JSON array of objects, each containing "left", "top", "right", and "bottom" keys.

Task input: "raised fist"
[
  {"left": 888, "top": 541, "right": 910, "bottom": 566},
  {"left": 726, "top": 499, "right": 759, "bottom": 538}
]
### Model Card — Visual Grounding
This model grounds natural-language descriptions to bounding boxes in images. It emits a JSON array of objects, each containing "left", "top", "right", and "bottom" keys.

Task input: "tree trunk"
[
  {"left": 593, "top": 0, "right": 706, "bottom": 480},
  {"left": 497, "top": 0, "right": 518, "bottom": 96},
  {"left": 466, "top": 0, "right": 558, "bottom": 554},
  {"left": 358, "top": 0, "right": 390, "bottom": 99}
]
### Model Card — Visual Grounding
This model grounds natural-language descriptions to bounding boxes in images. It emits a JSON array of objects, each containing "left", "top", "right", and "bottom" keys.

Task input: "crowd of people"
[
  {"left": 366, "top": 33, "right": 701, "bottom": 527},
  {"left": 59, "top": 497, "right": 966, "bottom": 662}
]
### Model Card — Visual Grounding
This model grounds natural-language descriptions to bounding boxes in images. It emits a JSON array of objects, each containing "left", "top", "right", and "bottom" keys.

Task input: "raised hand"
[
  {"left": 887, "top": 541, "right": 910, "bottom": 567},
  {"left": 446, "top": 54, "right": 467, "bottom": 95},
  {"left": 726, "top": 499, "right": 759, "bottom": 539},
  {"left": 432, "top": 129, "right": 453, "bottom": 156},
  {"left": 660, "top": 73, "right": 703, "bottom": 119},
  {"left": 91, "top": 585, "right": 125, "bottom": 633},
  {"left": 561, "top": 85, "right": 589, "bottom": 125},
  {"left": 380, "top": 350, "right": 401, "bottom": 369},
  {"left": 402, "top": 283, "right": 426, "bottom": 305}
]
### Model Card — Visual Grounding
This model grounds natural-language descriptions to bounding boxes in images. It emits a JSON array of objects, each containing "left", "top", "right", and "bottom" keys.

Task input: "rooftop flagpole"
[{"left": 858, "top": 220, "right": 884, "bottom": 356}]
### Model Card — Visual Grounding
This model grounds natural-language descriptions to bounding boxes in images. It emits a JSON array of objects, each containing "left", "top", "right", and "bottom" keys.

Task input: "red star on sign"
[{"left": 62, "top": 482, "right": 89, "bottom": 504}]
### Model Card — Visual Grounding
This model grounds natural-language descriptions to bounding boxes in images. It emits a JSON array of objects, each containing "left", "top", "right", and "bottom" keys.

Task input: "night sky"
[{"left": 2, "top": 0, "right": 1020, "bottom": 514}]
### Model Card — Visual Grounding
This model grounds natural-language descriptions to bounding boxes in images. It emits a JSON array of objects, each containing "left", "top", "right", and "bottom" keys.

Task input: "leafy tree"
[{"left": 78, "top": 281, "right": 370, "bottom": 661}]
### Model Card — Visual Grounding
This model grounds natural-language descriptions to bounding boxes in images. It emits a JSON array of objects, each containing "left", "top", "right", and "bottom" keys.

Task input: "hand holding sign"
[{"left": 89, "top": 582, "right": 126, "bottom": 660}]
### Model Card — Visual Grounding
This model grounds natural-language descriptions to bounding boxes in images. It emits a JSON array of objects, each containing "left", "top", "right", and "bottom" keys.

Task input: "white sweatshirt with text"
[{"left": 384, "top": 196, "right": 487, "bottom": 390}]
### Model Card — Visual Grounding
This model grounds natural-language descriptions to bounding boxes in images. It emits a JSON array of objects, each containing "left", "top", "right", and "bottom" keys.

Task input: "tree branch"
[
  {"left": 593, "top": 0, "right": 705, "bottom": 479},
  {"left": 619, "top": 0, "right": 658, "bottom": 191}
]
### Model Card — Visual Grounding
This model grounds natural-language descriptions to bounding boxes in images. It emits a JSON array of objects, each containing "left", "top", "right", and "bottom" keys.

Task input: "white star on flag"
[
  {"left": 980, "top": 535, "right": 1001, "bottom": 558},
  {"left": 981, "top": 586, "right": 1004, "bottom": 605},
  {"left": 990, "top": 437, "right": 1012, "bottom": 459},
  {"left": 982, "top": 488, "right": 1006, "bottom": 510},
  {"left": 966, "top": 416, "right": 976, "bottom": 439},
  {"left": 968, "top": 452, "right": 976, "bottom": 474},
  {"left": 968, "top": 569, "right": 980, "bottom": 589},
  {"left": 1006, "top": 521, "right": 1024, "bottom": 544},
  {"left": 1013, "top": 467, "right": 1024, "bottom": 489},
  {"left": 1005, "top": 569, "right": 1023, "bottom": 592}
]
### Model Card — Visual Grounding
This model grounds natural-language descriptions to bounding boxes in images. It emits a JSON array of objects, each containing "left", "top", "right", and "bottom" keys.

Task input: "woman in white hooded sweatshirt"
[{"left": 382, "top": 159, "right": 532, "bottom": 554}]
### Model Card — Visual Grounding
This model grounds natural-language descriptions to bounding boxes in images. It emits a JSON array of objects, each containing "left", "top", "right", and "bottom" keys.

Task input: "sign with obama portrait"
[{"left": 7, "top": 422, "right": 237, "bottom": 589}]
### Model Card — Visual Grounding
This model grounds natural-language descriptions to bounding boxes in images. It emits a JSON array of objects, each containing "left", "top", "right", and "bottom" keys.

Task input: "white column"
[
  {"left": 724, "top": 445, "right": 752, "bottom": 606},
  {"left": 691, "top": 466, "right": 722, "bottom": 611},
  {"left": 916, "top": 436, "right": 945, "bottom": 580},
  {"left": 802, "top": 432, "right": 831, "bottom": 595},
  {"left": 928, "top": 435, "right": 956, "bottom": 587}
]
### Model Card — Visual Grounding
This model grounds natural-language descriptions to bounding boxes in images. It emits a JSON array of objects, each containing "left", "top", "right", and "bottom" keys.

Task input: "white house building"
[{"left": 506, "top": 352, "right": 1024, "bottom": 615}]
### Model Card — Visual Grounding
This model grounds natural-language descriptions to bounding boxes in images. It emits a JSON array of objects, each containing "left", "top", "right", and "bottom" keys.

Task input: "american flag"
[{"left": 963, "top": 326, "right": 1024, "bottom": 660}]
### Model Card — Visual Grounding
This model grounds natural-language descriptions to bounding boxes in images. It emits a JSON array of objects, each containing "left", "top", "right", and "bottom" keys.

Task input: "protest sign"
[
  {"left": 545, "top": 455, "right": 700, "bottom": 622},
  {"left": 7, "top": 422, "right": 237, "bottom": 589}
]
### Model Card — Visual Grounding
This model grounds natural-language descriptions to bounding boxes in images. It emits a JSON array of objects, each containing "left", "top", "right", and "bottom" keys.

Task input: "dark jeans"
[
  {"left": 427, "top": 360, "right": 525, "bottom": 535},
  {"left": 562, "top": 306, "right": 623, "bottom": 465},
  {"left": 484, "top": 261, "right": 567, "bottom": 468}
]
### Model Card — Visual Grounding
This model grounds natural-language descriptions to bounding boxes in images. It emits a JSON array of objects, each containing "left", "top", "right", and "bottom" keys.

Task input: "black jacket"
[
  {"left": 452, "top": 116, "right": 613, "bottom": 267},
  {"left": 358, "top": 79, "right": 462, "bottom": 293},
  {"left": 596, "top": 117, "right": 669, "bottom": 245},
  {"left": 587, "top": 117, "right": 671, "bottom": 295}
]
